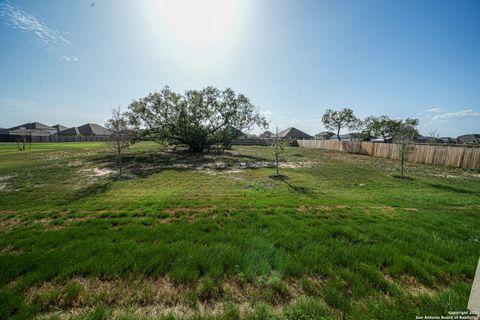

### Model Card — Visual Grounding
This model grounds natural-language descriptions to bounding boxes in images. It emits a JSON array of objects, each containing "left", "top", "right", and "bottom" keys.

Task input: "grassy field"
[{"left": 0, "top": 142, "right": 479, "bottom": 320}]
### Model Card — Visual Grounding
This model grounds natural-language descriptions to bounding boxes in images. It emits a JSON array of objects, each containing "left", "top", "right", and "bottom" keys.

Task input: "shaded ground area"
[{"left": 0, "top": 142, "right": 479, "bottom": 319}]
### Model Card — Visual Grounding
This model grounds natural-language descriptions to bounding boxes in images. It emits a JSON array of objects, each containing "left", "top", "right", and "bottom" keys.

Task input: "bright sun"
[{"left": 154, "top": 0, "right": 239, "bottom": 49}]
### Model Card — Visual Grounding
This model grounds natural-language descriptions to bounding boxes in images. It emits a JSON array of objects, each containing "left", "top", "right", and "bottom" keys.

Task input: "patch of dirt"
[
  {"left": 80, "top": 167, "right": 115, "bottom": 177},
  {"left": 67, "top": 160, "right": 85, "bottom": 168},
  {"left": 296, "top": 205, "right": 417, "bottom": 213},
  {"left": 131, "top": 159, "right": 314, "bottom": 176},
  {"left": 43, "top": 152, "right": 71, "bottom": 161},
  {"left": 383, "top": 273, "right": 436, "bottom": 297},
  {"left": 0, "top": 217, "right": 24, "bottom": 232},
  {"left": 163, "top": 207, "right": 216, "bottom": 215},
  {"left": 297, "top": 205, "right": 350, "bottom": 212},
  {"left": 1, "top": 244, "right": 23, "bottom": 255},
  {"left": 28, "top": 276, "right": 322, "bottom": 319},
  {"left": 0, "top": 175, "right": 13, "bottom": 192}
]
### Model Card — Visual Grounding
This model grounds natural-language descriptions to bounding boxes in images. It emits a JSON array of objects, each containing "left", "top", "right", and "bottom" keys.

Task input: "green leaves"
[
  {"left": 127, "top": 86, "right": 268, "bottom": 152},
  {"left": 321, "top": 109, "right": 360, "bottom": 140}
]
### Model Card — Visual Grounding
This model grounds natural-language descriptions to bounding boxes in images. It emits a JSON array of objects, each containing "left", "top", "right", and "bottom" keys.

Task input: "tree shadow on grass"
[
  {"left": 87, "top": 149, "right": 273, "bottom": 179},
  {"left": 67, "top": 180, "right": 113, "bottom": 202},
  {"left": 269, "top": 174, "right": 313, "bottom": 195},
  {"left": 391, "top": 174, "right": 415, "bottom": 181},
  {"left": 426, "top": 183, "right": 477, "bottom": 195}
]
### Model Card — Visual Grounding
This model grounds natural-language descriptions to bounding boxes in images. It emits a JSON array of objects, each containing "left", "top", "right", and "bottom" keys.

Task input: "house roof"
[
  {"left": 315, "top": 131, "right": 335, "bottom": 137},
  {"left": 277, "top": 127, "right": 312, "bottom": 139},
  {"left": 259, "top": 130, "right": 274, "bottom": 138},
  {"left": 457, "top": 134, "right": 480, "bottom": 144},
  {"left": 331, "top": 132, "right": 361, "bottom": 140},
  {"left": 226, "top": 126, "right": 246, "bottom": 138},
  {"left": 58, "top": 127, "right": 81, "bottom": 135},
  {"left": 52, "top": 124, "right": 68, "bottom": 132},
  {"left": 9, "top": 122, "right": 55, "bottom": 131},
  {"left": 77, "top": 123, "right": 111, "bottom": 136},
  {"left": 346, "top": 132, "right": 361, "bottom": 138}
]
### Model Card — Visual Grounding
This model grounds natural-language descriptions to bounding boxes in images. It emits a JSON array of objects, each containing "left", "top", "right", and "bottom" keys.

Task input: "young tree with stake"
[
  {"left": 271, "top": 127, "right": 287, "bottom": 177},
  {"left": 106, "top": 107, "right": 131, "bottom": 175},
  {"left": 393, "top": 118, "right": 419, "bottom": 176}
]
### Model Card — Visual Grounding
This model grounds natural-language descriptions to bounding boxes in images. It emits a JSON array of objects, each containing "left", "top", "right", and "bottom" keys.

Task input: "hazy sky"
[{"left": 0, "top": 0, "right": 479, "bottom": 136}]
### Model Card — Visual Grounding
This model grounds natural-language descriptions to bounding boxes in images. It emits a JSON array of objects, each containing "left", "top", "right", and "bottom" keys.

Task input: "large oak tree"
[{"left": 128, "top": 86, "right": 268, "bottom": 152}]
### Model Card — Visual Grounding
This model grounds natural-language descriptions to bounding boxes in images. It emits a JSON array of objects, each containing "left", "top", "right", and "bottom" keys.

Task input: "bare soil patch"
[
  {"left": 81, "top": 167, "right": 115, "bottom": 177},
  {"left": 28, "top": 276, "right": 324, "bottom": 319}
]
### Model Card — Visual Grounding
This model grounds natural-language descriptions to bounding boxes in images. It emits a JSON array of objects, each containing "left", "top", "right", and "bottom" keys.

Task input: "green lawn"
[{"left": 0, "top": 142, "right": 479, "bottom": 320}]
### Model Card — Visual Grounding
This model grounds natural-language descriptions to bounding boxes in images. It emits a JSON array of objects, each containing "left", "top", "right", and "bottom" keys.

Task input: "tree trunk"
[
  {"left": 117, "top": 139, "right": 122, "bottom": 175},
  {"left": 400, "top": 148, "right": 404, "bottom": 176},
  {"left": 276, "top": 151, "right": 279, "bottom": 176},
  {"left": 337, "top": 127, "right": 341, "bottom": 141}
]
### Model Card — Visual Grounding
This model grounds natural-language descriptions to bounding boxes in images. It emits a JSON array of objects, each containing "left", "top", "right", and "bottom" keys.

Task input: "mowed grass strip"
[{"left": 0, "top": 142, "right": 479, "bottom": 319}]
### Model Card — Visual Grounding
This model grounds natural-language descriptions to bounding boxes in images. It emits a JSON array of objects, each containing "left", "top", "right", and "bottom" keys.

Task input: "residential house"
[
  {"left": 77, "top": 123, "right": 111, "bottom": 136},
  {"left": 8, "top": 122, "right": 56, "bottom": 136},
  {"left": 314, "top": 131, "right": 335, "bottom": 140},
  {"left": 58, "top": 127, "right": 81, "bottom": 136},
  {"left": 457, "top": 134, "right": 480, "bottom": 144},
  {"left": 259, "top": 130, "right": 274, "bottom": 139},
  {"left": 52, "top": 124, "right": 68, "bottom": 134},
  {"left": 276, "top": 127, "right": 312, "bottom": 140},
  {"left": 59, "top": 123, "right": 111, "bottom": 136},
  {"left": 331, "top": 132, "right": 361, "bottom": 141},
  {"left": 226, "top": 126, "right": 248, "bottom": 139}
]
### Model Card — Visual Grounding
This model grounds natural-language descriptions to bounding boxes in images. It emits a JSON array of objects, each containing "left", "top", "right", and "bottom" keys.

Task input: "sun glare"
[{"left": 154, "top": 0, "right": 239, "bottom": 49}]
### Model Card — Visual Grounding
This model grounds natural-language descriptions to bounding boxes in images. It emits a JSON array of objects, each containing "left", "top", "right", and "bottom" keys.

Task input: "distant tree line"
[
  {"left": 321, "top": 108, "right": 419, "bottom": 143},
  {"left": 321, "top": 108, "right": 419, "bottom": 176}
]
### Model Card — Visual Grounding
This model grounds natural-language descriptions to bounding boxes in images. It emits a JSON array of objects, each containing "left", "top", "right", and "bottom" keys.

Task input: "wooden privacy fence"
[{"left": 297, "top": 140, "right": 480, "bottom": 170}]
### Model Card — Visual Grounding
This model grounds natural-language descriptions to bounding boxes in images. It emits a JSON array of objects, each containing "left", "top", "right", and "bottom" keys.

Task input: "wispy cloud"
[
  {"left": 0, "top": 97, "right": 38, "bottom": 109},
  {"left": 0, "top": 2, "right": 80, "bottom": 61},
  {"left": 62, "top": 55, "right": 80, "bottom": 62},
  {"left": 427, "top": 108, "right": 441, "bottom": 113},
  {"left": 431, "top": 109, "right": 480, "bottom": 121},
  {"left": 261, "top": 110, "right": 273, "bottom": 116}
]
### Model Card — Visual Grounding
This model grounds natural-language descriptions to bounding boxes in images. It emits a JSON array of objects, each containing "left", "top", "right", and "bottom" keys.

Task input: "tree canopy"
[
  {"left": 363, "top": 115, "right": 401, "bottom": 141},
  {"left": 321, "top": 108, "right": 360, "bottom": 140},
  {"left": 128, "top": 86, "right": 268, "bottom": 152}
]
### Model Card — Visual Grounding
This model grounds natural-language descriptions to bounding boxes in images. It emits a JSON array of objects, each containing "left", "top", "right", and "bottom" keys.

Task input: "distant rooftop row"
[
  {"left": 0, "top": 122, "right": 479, "bottom": 145},
  {"left": 0, "top": 122, "right": 111, "bottom": 137},
  {"left": 255, "top": 127, "right": 480, "bottom": 144}
]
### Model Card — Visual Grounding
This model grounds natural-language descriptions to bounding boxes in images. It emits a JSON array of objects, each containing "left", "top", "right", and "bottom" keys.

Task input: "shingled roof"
[
  {"left": 458, "top": 134, "right": 480, "bottom": 144},
  {"left": 58, "top": 127, "right": 81, "bottom": 136},
  {"left": 9, "top": 122, "right": 55, "bottom": 131},
  {"left": 314, "top": 131, "right": 335, "bottom": 139},
  {"left": 259, "top": 131, "right": 274, "bottom": 139},
  {"left": 8, "top": 122, "right": 56, "bottom": 136},
  {"left": 77, "top": 123, "right": 111, "bottom": 136},
  {"left": 52, "top": 124, "right": 68, "bottom": 134},
  {"left": 276, "top": 127, "right": 312, "bottom": 140}
]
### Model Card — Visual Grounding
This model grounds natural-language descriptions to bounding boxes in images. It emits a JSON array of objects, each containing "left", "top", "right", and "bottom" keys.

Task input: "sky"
[{"left": 0, "top": 0, "right": 479, "bottom": 137}]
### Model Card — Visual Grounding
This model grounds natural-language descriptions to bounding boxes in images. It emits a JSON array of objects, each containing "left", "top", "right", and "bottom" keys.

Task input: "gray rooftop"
[
  {"left": 58, "top": 127, "right": 81, "bottom": 135},
  {"left": 77, "top": 123, "right": 111, "bottom": 136},
  {"left": 277, "top": 127, "right": 312, "bottom": 139},
  {"left": 9, "top": 122, "right": 55, "bottom": 131}
]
